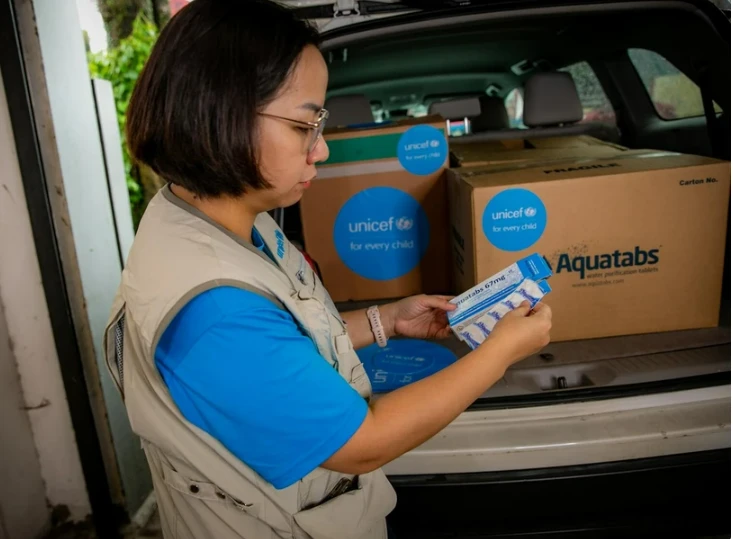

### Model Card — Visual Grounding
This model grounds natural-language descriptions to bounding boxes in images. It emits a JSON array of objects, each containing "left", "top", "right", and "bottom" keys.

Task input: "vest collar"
[
  {"left": 161, "top": 184, "right": 277, "bottom": 270},
  {"left": 160, "top": 184, "right": 309, "bottom": 293}
]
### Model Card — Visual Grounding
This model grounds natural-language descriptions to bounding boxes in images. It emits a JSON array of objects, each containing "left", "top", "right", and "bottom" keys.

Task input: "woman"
[{"left": 104, "top": 1, "right": 552, "bottom": 538}]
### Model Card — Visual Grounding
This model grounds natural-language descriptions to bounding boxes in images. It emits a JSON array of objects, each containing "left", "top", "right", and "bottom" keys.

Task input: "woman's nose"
[{"left": 307, "top": 136, "right": 329, "bottom": 165}]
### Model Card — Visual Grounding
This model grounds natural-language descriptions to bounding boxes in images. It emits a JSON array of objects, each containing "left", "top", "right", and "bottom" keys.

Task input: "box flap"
[
  {"left": 451, "top": 142, "right": 624, "bottom": 167},
  {"left": 525, "top": 135, "right": 628, "bottom": 151},
  {"left": 320, "top": 115, "right": 448, "bottom": 168},
  {"left": 323, "top": 114, "right": 445, "bottom": 138},
  {"left": 454, "top": 151, "right": 727, "bottom": 188}
]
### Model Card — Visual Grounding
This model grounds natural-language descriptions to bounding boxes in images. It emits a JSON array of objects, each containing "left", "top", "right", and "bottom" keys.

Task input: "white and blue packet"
[{"left": 448, "top": 253, "right": 553, "bottom": 350}]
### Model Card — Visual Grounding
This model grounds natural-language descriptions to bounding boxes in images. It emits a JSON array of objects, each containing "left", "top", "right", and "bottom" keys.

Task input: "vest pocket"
[
  {"left": 103, "top": 304, "right": 126, "bottom": 397},
  {"left": 161, "top": 459, "right": 262, "bottom": 518},
  {"left": 292, "top": 470, "right": 396, "bottom": 539}
]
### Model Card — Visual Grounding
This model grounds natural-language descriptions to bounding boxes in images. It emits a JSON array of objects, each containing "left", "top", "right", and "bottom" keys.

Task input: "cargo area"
[
  {"left": 284, "top": 1, "right": 732, "bottom": 403},
  {"left": 337, "top": 299, "right": 729, "bottom": 402}
]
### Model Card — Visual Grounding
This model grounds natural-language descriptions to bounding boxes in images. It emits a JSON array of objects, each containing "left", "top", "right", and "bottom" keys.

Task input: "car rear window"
[{"left": 628, "top": 48, "right": 722, "bottom": 120}]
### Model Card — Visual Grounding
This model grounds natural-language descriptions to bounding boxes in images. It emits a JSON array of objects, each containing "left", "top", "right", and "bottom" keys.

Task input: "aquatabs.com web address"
[{"left": 570, "top": 267, "right": 660, "bottom": 287}]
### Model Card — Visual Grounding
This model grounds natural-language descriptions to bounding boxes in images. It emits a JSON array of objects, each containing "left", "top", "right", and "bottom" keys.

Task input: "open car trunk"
[
  {"left": 285, "top": 3, "right": 733, "bottom": 536},
  {"left": 284, "top": 0, "right": 731, "bottom": 407}
]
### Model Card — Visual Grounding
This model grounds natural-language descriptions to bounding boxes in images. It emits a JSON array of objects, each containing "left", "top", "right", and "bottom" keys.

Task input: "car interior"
[
  {"left": 319, "top": 6, "right": 729, "bottom": 153},
  {"left": 279, "top": 2, "right": 731, "bottom": 409}
]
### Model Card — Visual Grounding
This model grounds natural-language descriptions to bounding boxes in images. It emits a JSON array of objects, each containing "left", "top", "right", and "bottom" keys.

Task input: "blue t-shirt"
[{"left": 155, "top": 230, "right": 367, "bottom": 489}]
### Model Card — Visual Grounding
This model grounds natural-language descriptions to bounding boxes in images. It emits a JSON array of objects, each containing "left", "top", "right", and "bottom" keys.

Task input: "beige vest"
[{"left": 103, "top": 187, "right": 396, "bottom": 539}]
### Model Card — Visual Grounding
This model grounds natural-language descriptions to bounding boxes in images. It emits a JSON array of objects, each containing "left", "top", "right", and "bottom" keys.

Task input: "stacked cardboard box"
[
  {"left": 450, "top": 135, "right": 628, "bottom": 167},
  {"left": 447, "top": 151, "right": 730, "bottom": 341},
  {"left": 299, "top": 122, "right": 730, "bottom": 342},
  {"left": 300, "top": 116, "right": 451, "bottom": 302}
]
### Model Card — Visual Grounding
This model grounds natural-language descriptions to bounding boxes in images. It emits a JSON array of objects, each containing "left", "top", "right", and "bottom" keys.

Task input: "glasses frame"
[{"left": 259, "top": 108, "right": 329, "bottom": 153}]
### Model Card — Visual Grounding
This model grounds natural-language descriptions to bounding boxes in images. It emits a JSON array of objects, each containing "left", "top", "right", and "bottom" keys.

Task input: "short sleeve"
[{"left": 155, "top": 286, "right": 368, "bottom": 489}]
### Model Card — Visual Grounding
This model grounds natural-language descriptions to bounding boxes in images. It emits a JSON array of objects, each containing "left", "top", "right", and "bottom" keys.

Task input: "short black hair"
[{"left": 126, "top": 0, "right": 320, "bottom": 197}]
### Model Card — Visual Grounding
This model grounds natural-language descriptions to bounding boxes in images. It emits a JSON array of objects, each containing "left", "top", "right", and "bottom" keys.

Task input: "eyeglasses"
[{"left": 259, "top": 108, "right": 329, "bottom": 154}]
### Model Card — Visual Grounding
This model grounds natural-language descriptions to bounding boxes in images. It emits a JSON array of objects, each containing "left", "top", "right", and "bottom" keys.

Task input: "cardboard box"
[
  {"left": 451, "top": 137, "right": 526, "bottom": 152},
  {"left": 448, "top": 135, "right": 626, "bottom": 161},
  {"left": 449, "top": 148, "right": 663, "bottom": 179},
  {"left": 300, "top": 116, "right": 451, "bottom": 302},
  {"left": 451, "top": 136, "right": 627, "bottom": 167},
  {"left": 523, "top": 135, "right": 627, "bottom": 151},
  {"left": 448, "top": 151, "right": 731, "bottom": 341}
]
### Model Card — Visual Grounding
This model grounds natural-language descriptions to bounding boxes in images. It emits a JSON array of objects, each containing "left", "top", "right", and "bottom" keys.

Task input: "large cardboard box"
[
  {"left": 451, "top": 136, "right": 627, "bottom": 167},
  {"left": 300, "top": 116, "right": 451, "bottom": 302},
  {"left": 523, "top": 135, "right": 627, "bottom": 151},
  {"left": 448, "top": 151, "right": 731, "bottom": 341},
  {"left": 448, "top": 134, "right": 625, "bottom": 158}
]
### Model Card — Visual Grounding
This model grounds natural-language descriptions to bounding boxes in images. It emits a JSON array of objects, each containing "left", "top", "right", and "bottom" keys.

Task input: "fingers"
[
  {"left": 436, "top": 326, "right": 453, "bottom": 339},
  {"left": 531, "top": 302, "right": 552, "bottom": 319},
  {"left": 422, "top": 295, "right": 457, "bottom": 311},
  {"left": 505, "top": 300, "right": 532, "bottom": 317}
]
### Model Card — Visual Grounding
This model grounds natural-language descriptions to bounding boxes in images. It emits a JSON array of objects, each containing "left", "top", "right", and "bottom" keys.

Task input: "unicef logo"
[
  {"left": 356, "top": 339, "right": 458, "bottom": 392},
  {"left": 483, "top": 189, "right": 547, "bottom": 252},
  {"left": 397, "top": 125, "right": 448, "bottom": 176},
  {"left": 334, "top": 187, "right": 430, "bottom": 280},
  {"left": 396, "top": 217, "right": 414, "bottom": 231}
]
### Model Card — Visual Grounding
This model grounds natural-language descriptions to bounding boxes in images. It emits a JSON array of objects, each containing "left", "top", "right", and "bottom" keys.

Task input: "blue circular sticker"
[
  {"left": 357, "top": 339, "right": 458, "bottom": 393},
  {"left": 397, "top": 125, "right": 448, "bottom": 176},
  {"left": 482, "top": 188, "right": 547, "bottom": 252},
  {"left": 334, "top": 187, "right": 430, "bottom": 280}
]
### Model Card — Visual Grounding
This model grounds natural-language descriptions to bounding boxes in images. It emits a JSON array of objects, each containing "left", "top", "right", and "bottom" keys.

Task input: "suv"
[{"left": 281, "top": 1, "right": 731, "bottom": 537}]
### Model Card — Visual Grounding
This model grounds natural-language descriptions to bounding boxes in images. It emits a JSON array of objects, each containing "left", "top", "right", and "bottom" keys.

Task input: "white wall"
[
  {"left": 13, "top": 0, "right": 152, "bottom": 515},
  {"left": 0, "top": 69, "right": 90, "bottom": 523},
  {"left": 0, "top": 298, "right": 50, "bottom": 539}
]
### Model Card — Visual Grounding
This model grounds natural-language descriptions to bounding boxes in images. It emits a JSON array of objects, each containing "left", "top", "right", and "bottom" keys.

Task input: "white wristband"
[{"left": 367, "top": 305, "right": 388, "bottom": 348}]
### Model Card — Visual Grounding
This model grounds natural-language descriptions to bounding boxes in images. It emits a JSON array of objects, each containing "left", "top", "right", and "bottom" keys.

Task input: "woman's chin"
[{"left": 277, "top": 190, "right": 305, "bottom": 209}]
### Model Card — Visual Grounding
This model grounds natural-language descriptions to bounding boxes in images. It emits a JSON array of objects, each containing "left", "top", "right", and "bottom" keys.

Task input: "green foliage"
[{"left": 88, "top": 12, "right": 158, "bottom": 227}]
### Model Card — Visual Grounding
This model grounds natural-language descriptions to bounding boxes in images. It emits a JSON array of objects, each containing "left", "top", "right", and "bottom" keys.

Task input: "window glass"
[
  {"left": 628, "top": 48, "right": 722, "bottom": 120},
  {"left": 560, "top": 62, "right": 617, "bottom": 124}
]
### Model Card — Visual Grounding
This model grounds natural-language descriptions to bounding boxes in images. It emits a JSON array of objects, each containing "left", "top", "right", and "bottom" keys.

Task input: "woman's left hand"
[{"left": 382, "top": 295, "right": 457, "bottom": 340}]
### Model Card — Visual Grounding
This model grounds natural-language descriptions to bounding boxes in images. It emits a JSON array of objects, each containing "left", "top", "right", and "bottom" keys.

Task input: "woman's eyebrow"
[{"left": 299, "top": 102, "right": 323, "bottom": 113}]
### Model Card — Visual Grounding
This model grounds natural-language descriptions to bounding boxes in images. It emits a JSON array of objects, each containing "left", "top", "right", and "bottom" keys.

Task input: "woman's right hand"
[
  {"left": 322, "top": 299, "right": 552, "bottom": 477},
  {"left": 482, "top": 301, "right": 552, "bottom": 369}
]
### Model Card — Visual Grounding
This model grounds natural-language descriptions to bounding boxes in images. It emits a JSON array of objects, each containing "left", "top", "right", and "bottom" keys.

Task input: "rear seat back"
[
  {"left": 444, "top": 95, "right": 516, "bottom": 142},
  {"left": 471, "top": 96, "right": 510, "bottom": 132},
  {"left": 456, "top": 71, "right": 620, "bottom": 143},
  {"left": 324, "top": 94, "right": 374, "bottom": 127},
  {"left": 523, "top": 72, "right": 583, "bottom": 127},
  {"left": 428, "top": 97, "right": 482, "bottom": 137},
  {"left": 428, "top": 97, "right": 482, "bottom": 120},
  {"left": 521, "top": 71, "right": 620, "bottom": 142}
]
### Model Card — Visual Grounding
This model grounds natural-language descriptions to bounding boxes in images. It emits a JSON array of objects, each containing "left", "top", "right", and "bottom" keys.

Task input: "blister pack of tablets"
[{"left": 448, "top": 253, "right": 553, "bottom": 349}]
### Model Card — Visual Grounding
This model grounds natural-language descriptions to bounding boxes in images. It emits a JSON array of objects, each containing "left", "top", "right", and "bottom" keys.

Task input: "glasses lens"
[
  {"left": 308, "top": 131, "right": 318, "bottom": 154},
  {"left": 309, "top": 111, "right": 328, "bottom": 153}
]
